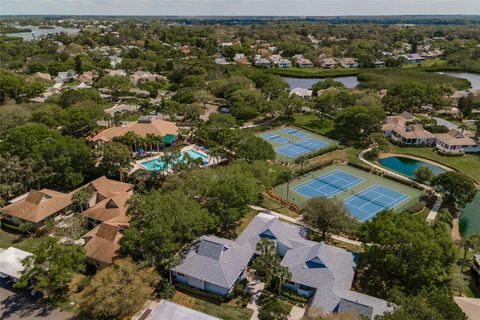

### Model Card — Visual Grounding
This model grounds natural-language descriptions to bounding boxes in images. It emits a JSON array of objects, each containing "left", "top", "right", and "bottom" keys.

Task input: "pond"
[
  {"left": 378, "top": 156, "right": 446, "bottom": 179},
  {"left": 5, "top": 25, "right": 79, "bottom": 41},
  {"left": 460, "top": 192, "right": 480, "bottom": 238},
  {"left": 282, "top": 76, "right": 359, "bottom": 90},
  {"left": 435, "top": 71, "right": 480, "bottom": 90}
]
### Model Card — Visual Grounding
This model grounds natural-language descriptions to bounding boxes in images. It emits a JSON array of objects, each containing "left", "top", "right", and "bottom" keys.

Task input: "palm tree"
[
  {"left": 275, "top": 266, "right": 292, "bottom": 295},
  {"left": 459, "top": 123, "right": 469, "bottom": 133},
  {"left": 72, "top": 187, "right": 93, "bottom": 213},
  {"left": 295, "top": 156, "right": 308, "bottom": 173},
  {"left": 278, "top": 171, "right": 293, "bottom": 201},
  {"left": 252, "top": 239, "right": 278, "bottom": 288}
]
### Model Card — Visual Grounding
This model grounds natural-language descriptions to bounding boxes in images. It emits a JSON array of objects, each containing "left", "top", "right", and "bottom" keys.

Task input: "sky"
[{"left": 1, "top": 0, "right": 480, "bottom": 16}]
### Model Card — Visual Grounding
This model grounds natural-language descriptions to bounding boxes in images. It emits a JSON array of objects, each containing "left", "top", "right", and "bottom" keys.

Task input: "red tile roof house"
[
  {"left": 78, "top": 176, "right": 134, "bottom": 268},
  {"left": 0, "top": 189, "right": 73, "bottom": 230},
  {"left": 0, "top": 176, "right": 134, "bottom": 268},
  {"left": 88, "top": 115, "right": 179, "bottom": 148}
]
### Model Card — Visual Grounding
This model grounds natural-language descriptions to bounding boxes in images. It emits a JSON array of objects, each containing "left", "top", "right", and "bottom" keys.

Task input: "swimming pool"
[
  {"left": 140, "top": 149, "right": 209, "bottom": 171},
  {"left": 378, "top": 156, "right": 446, "bottom": 179}
]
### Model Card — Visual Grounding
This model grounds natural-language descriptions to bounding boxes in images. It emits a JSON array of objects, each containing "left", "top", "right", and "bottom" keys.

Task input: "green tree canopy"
[
  {"left": 79, "top": 258, "right": 160, "bottom": 319},
  {"left": 302, "top": 197, "right": 357, "bottom": 241},
  {"left": 376, "top": 291, "right": 467, "bottom": 320},
  {"left": 15, "top": 238, "right": 85, "bottom": 297},
  {"left": 358, "top": 211, "right": 455, "bottom": 297},
  {"left": 334, "top": 105, "right": 386, "bottom": 146},
  {"left": 98, "top": 142, "right": 133, "bottom": 180},
  {"left": 0, "top": 123, "right": 95, "bottom": 190},
  {"left": 431, "top": 172, "right": 477, "bottom": 207},
  {"left": 122, "top": 189, "right": 215, "bottom": 266}
]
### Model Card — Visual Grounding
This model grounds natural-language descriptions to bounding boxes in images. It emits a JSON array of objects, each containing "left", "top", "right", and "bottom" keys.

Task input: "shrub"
[
  {"left": 406, "top": 201, "right": 426, "bottom": 214},
  {"left": 175, "top": 282, "right": 225, "bottom": 304},
  {"left": 75, "top": 276, "right": 92, "bottom": 293}
]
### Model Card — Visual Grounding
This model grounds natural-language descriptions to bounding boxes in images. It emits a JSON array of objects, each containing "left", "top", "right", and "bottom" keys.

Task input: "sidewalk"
[{"left": 245, "top": 273, "right": 265, "bottom": 320}]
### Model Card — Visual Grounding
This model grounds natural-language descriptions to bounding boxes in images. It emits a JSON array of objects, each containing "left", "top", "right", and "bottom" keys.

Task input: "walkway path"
[
  {"left": 245, "top": 273, "right": 265, "bottom": 320},
  {"left": 249, "top": 205, "right": 363, "bottom": 247},
  {"left": 433, "top": 117, "right": 460, "bottom": 130},
  {"left": 358, "top": 149, "right": 443, "bottom": 222},
  {"left": 288, "top": 306, "right": 306, "bottom": 320}
]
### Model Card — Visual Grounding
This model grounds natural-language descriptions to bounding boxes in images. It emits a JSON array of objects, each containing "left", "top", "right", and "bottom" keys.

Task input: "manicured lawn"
[
  {"left": 0, "top": 228, "right": 50, "bottom": 252},
  {"left": 171, "top": 291, "right": 253, "bottom": 320},
  {"left": 386, "top": 143, "right": 480, "bottom": 183},
  {"left": 402, "top": 58, "right": 448, "bottom": 69},
  {"left": 452, "top": 248, "right": 480, "bottom": 298},
  {"left": 292, "top": 113, "right": 335, "bottom": 136},
  {"left": 235, "top": 209, "right": 258, "bottom": 236},
  {"left": 260, "top": 196, "right": 299, "bottom": 218}
]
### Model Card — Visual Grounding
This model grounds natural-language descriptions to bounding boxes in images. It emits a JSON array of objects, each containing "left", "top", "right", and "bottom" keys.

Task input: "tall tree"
[
  {"left": 98, "top": 142, "right": 133, "bottom": 179},
  {"left": 431, "top": 172, "right": 477, "bottom": 207},
  {"left": 15, "top": 238, "right": 85, "bottom": 297},
  {"left": 72, "top": 186, "right": 93, "bottom": 213},
  {"left": 302, "top": 197, "right": 355, "bottom": 241},
  {"left": 79, "top": 259, "right": 160, "bottom": 319},
  {"left": 334, "top": 106, "right": 386, "bottom": 146},
  {"left": 122, "top": 189, "right": 215, "bottom": 266},
  {"left": 358, "top": 211, "right": 455, "bottom": 297}
]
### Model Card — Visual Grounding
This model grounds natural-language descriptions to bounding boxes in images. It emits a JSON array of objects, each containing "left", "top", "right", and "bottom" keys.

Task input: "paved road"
[
  {"left": 433, "top": 117, "right": 468, "bottom": 132},
  {"left": 0, "top": 279, "right": 76, "bottom": 320}
]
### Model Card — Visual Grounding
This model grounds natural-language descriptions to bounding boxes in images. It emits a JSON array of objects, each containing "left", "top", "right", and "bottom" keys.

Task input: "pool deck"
[
  {"left": 129, "top": 145, "right": 222, "bottom": 173},
  {"left": 359, "top": 149, "right": 443, "bottom": 222}
]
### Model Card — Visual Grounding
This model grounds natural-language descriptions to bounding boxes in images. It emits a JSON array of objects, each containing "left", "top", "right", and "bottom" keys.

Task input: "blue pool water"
[
  {"left": 140, "top": 149, "right": 209, "bottom": 171},
  {"left": 378, "top": 156, "right": 446, "bottom": 179}
]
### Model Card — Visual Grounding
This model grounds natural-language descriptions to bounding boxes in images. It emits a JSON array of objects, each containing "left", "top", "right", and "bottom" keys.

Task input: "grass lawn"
[
  {"left": 292, "top": 113, "right": 335, "bottom": 136},
  {"left": 402, "top": 58, "right": 448, "bottom": 69},
  {"left": 414, "top": 207, "right": 431, "bottom": 221},
  {"left": 171, "top": 291, "right": 253, "bottom": 320},
  {"left": 386, "top": 143, "right": 480, "bottom": 183},
  {"left": 0, "top": 228, "right": 50, "bottom": 252},
  {"left": 452, "top": 248, "right": 480, "bottom": 298},
  {"left": 260, "top": 196, "right": 299, "bottom": 219},
  {"left": 235, "top": 209, "right": 258, "bottom": 236}
]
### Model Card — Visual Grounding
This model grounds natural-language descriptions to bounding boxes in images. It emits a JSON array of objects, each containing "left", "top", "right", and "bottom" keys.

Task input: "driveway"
[
  {"left": 0, "top": 279, "right": 76, "bottom": 320},
  {"left": 434, "top": 117, "right": 459, "bottom": 130}
]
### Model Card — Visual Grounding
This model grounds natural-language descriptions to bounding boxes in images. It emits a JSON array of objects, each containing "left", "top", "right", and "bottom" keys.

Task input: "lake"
[
  {"left": 283, "top": 76, "right": 359, "bottom": 90},
  {"left": 436, "top": 71, "right": 480, "bottom": 90},
  {"left": 378, "top": 156, "right": 446, "bottom": 179},
  {"left": 460, "top": 192, "right": 480, "bottom": 238},
  {"left": 5, "top": 25, "right": 79, "bottom": 41}
]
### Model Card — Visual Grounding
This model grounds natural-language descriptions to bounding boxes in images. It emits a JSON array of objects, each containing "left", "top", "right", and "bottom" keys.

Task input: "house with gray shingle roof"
[
  {"left": 173, "top": 235, "right": 253, "bottom": 295},
  {"left": 172, "top": 213, "right": 392, "bottom": 319}
]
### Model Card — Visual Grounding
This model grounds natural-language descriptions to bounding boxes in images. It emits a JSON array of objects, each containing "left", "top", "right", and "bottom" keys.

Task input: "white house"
[
  {"left": 172, "top": 214, "right": 392, "bottom": 320},
  {"left": 435, "top": 129, "right": 480, "bottom": 154}
]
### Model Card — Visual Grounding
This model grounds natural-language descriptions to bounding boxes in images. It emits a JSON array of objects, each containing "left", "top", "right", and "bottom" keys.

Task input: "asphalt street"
[{"left": 0, "top": 279, "right": 76, "bottom": 320}]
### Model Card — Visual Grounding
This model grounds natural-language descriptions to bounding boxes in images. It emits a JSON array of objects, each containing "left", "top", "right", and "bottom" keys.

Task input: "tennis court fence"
[
  {"left": 275, "top": 182, "right": 422, "bottom": 214},
  {"left": 276, "top": 145, "right": 339, "bottom": 162}
]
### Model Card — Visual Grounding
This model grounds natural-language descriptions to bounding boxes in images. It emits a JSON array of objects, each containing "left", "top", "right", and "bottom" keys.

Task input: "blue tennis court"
[
  {"left": 280, "top": 127, "right": 309, "bottom": 138},
  {"left": 344, "top": 184, "right": 409, "bottom": 222},
  {"left": 259, "top": 133, "right": 289, "bottom": 144},
  {"left": 275, "top": 138, "right": 328, "bottom": 157},
  {"left": 293, "top": 170, "right": 364, "bottom": 198}
]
